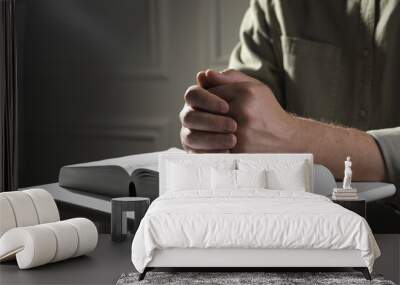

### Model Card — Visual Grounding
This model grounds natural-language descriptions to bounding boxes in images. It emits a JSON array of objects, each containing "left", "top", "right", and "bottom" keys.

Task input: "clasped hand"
[{"left": 180, "top": 69, "right": 298, "bottom": 153}]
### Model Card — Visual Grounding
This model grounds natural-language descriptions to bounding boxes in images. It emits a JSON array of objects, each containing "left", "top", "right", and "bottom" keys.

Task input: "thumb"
[{"left": 204, "top": 69, "right": 258, "bottom": 87}]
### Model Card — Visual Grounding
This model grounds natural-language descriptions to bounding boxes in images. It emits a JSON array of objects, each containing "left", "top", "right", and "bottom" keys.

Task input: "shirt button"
[{"left": 362, "top": 49, "right": 369, "bottom": 57}]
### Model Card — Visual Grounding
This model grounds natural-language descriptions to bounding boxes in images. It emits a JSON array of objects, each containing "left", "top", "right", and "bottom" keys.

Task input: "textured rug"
[{"left": 116, "top": 272, "right": 396, "bottom": 285}]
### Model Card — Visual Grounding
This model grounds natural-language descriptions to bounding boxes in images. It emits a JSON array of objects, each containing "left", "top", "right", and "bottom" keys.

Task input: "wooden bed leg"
[
  {"left": 354, "top": 267, "right": 371, "bottom": 280},
  {"left": 138, "top": 268, "right": 148, "bottom": 281}
]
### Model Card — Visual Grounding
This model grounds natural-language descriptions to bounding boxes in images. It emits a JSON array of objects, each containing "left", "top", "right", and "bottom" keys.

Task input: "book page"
[{"left": 65, "top": 148, "right": 184, "bottom": 175}]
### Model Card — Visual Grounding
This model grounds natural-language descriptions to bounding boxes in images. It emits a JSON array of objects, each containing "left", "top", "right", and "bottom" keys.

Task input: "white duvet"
[{"left": 131, "top": 190, "right": 380, "bottom": 273}]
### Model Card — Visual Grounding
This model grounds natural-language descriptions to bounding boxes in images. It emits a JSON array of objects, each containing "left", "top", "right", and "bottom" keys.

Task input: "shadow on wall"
[{"left": 16, "top": 0, "right": 248, "bottom": 187}]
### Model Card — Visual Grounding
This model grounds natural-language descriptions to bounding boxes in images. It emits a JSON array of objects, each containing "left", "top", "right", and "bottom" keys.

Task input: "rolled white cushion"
[
  {"left": 0, "top": 226, "right": 57, "bottom": 269},
  {"left": 0, "top": 189, "right": 60, "bottom": 239},
  {"left": 0, "top": 218, "right": 98, "bottom": 269},
  {"left": 65, "top": 218, "right": 98, "bottom": 257},
  {"left": 23, "top": 189, "right": 60, "bottom": 224},
  {"left": 0, "top": 196, "right": 17, "bottom": 237},
  {"left": 1, "top": 191, "right": 39, "bottom": 227},
  {"left": 42, "top": 221, "right": 79, "bottom": 262}
]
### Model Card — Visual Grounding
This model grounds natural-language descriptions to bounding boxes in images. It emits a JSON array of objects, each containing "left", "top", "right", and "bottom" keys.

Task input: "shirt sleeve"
[
  {"left": 228, "top": 0, "right": 284, "bottom": 105},
  {"left": 367, "top": 127, "right": 400, "bottom": 186}
]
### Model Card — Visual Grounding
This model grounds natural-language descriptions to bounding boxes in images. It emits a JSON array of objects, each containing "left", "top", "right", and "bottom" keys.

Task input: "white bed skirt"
[{"left": 148, "top": 248, "right": 366, "bottom": 268}]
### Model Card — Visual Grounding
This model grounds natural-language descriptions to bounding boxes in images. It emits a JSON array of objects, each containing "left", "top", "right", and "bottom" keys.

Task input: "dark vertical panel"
[{"left": 1, "top": 0, "right": 18, "bottom": 192}]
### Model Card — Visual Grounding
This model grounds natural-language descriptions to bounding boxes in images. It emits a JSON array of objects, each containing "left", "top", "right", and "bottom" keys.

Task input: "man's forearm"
[
  {"left": 183, "top": 69, "right": 387, "bottom": 182},
  {"left": 291, "top": 116, "right": 386, "bottom": 181}
]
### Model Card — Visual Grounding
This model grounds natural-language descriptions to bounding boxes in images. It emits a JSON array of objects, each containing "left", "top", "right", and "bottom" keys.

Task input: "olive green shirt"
[{"left": 229, "top": 0, "right": 400, "bottom": 192}]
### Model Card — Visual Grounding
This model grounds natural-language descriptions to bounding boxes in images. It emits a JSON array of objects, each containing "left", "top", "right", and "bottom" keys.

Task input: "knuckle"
[
  {"left": 182, "top": 109, "right": 196, "bottom": 126},
  {"left": 179, "top": 107, "right": 187, "bottom": 123},
  {"left": 180, "top": 126, "right": 187, "bottom": 140},
  {"left": 184, "top": 85, "right": 200, "bottom": 103},
  {"left": 180, "top": 129, "right": 188, "bottom": 147},
  {"left": 181, "top": 127, "right": 196, "bottom": 147},
  {"left": 241, "top": 108, "right": 254, "bottom": 123},
  {"left": 245, "top": 83, "right": 258, "bottom": 97},
  {"left": 185, "top": 129, "right": 197, "bottom": 146}
]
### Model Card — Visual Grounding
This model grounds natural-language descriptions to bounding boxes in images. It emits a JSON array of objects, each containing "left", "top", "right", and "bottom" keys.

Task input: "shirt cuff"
[{"left": 367, "top": 127, "right": 400, "bottom": 186}]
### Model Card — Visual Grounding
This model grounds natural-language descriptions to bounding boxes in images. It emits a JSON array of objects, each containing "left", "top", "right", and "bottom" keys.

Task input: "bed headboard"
[{"left": 158, "top": 153, "right": 313, "bottom": 195}]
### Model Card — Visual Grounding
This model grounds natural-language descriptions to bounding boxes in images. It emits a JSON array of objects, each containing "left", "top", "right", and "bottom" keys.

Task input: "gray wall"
[{"left": 17, "top": 0, "right": 249, "bottom": 187}]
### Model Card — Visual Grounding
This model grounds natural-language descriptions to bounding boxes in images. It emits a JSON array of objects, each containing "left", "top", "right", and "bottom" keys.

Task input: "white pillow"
[
  {"left": 166, "top": 159, "right": 235, "bottom": 191},
  {"left": 167, "top": 162, "right": 210, "bottom": 191},
  {"left": 211, "top": 169, "right": 267, "bottom": 190},
  {"left": 211, "top": 168, "right": 236, "bottom": 190},
  {"left": 267, "top": 164, "right": 307, "bottom": 191},
  {"left": 238, "top": 159, "right": 309, "bottom": 191},
  {"left": 236, "top": 169, "right": 267, "bottom": 188}
]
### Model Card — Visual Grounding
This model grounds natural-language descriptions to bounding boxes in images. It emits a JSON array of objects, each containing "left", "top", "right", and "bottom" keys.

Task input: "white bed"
[{"left": 131, "top": 153, "right": 380, "bottom": 280}]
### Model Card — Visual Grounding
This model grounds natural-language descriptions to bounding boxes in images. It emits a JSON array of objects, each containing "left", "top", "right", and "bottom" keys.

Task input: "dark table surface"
[{"left": 0, "top": 234, "right": 134, "bottom": 285}]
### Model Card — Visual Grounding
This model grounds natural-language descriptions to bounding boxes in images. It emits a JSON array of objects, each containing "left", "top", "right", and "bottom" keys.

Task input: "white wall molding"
[
  {"left": 208, "top": 0, "right": 229, "bottom": 68},
  {"left": 201, "top": 0, "right": 249, "bottom": 70},
  {"left": 129, "top": 0, "right": 168, "bottom": 79}
]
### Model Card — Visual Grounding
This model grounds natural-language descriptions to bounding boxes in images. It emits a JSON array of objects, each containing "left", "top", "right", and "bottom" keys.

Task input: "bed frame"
[
  {"left": 139, "top": 248, "right": 371, "bottom": 280},
  {"left": 138, "top": 154, "right": 372, "bottom": 281}
]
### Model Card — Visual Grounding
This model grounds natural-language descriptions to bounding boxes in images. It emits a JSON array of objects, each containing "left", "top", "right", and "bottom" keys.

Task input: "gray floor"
[
  {"left": 1, "top": 234, "right": 399, "bottom": 284},
  {"left": 0, "top": 235, "right": 134, "bottom": 285}
]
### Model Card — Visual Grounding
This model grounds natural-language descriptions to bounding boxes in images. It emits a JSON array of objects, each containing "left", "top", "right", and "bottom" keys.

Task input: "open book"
[{"left": 58, "top": 148, "right": 183, "bottom": 199}]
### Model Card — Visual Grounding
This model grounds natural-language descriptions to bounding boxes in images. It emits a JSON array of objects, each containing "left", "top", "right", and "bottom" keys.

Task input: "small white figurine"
[{"left": 342, "top": 156, "right": 352, "bottom": 189}]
